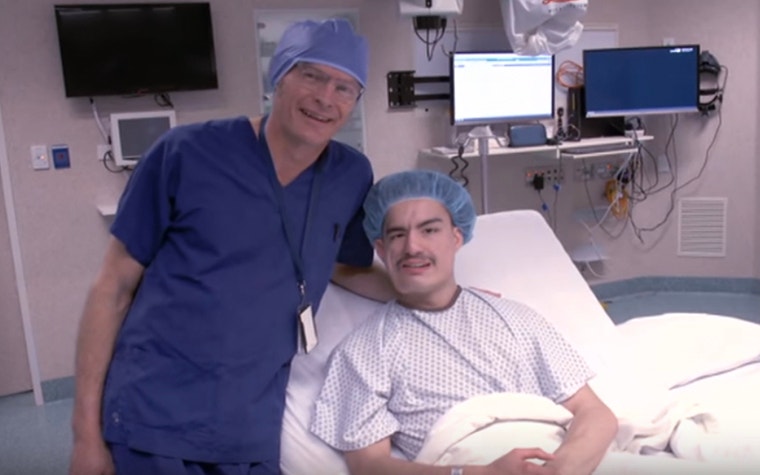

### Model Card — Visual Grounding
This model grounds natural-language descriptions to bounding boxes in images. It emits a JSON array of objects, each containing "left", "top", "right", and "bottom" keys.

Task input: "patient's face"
[{"left": 376, "top": 198, "right": 463, "bottom": 310}]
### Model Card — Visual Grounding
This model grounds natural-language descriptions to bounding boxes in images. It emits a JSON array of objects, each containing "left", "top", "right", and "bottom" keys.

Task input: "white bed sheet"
[
  {"left": 671, "top": 360, "right": 760, "bottom": 399},
  {"left": 616, "top": 312, "right": 760, "bottom": 389},
  {"left": 666, "top": 361, "right": 760, "bottom": 467}
]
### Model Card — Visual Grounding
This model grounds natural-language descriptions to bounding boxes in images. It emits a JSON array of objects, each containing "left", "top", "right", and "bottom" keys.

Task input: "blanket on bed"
[{"left": 414, "top": 392, "right": 757, "bottom": 474}]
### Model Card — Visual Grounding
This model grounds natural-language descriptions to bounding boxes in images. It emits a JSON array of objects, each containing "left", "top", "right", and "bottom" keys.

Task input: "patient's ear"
[
  {"left": 375, "top": 238, "right": 386, "bottom": 262},
  {"left": 453, "top": 227, "right": 464, "bottom": 250}
]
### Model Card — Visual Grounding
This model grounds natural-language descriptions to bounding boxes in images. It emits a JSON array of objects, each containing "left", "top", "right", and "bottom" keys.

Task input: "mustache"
[{"left": 396, "top": 253, "right": 434, "bottom": 267}]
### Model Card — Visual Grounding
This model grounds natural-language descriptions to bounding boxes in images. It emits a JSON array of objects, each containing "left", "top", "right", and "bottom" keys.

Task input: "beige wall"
[{"left": 0, "top": 0, "right": 757, "bottom": 391}]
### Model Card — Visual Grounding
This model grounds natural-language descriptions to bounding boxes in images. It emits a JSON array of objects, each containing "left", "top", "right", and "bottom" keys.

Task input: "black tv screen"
[
  {"left": 583, "top": 45, "right": 700, "bottom": 117},
  {"left": 54, "top": 3, "right": 219, "bottom": 97}
]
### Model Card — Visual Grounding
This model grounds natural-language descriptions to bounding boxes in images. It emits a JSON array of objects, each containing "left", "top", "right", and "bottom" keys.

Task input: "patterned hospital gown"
[{"left": 311, "top": 288, "right": 594, "bottom": 460}]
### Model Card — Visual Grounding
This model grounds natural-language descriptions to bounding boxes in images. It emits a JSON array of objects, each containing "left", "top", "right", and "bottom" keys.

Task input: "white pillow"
[{"left": 616, "top": 312, "right": 760, "bottom": 389}]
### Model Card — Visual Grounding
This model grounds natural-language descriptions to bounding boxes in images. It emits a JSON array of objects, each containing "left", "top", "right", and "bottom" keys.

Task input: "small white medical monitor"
[{"left": 110, "top": 110, "right": 177, "bottom": 167}]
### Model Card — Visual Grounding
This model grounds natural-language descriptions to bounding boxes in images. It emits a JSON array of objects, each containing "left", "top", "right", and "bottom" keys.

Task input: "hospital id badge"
[{"left": 298, "top": 304, "right": 318, "bottom": 353}]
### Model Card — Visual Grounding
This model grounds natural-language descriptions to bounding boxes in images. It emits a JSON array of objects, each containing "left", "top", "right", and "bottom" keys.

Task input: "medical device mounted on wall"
[
  {"left": 399, "top": 0, "right": 463, "bottom": 17},
  {"left": 110, "top": 110, "right": 176, "bottom": 168}
]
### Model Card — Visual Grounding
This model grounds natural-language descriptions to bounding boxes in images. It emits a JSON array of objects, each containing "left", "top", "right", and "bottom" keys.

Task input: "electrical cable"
[
  {"left": 631, "top": 104, "right": 722, "bottom": 241},
  {"left": 626, "top": 160, "right": 649, "bottom": 204},
  {"left": 580, "top": 158, "right": 630, "bottom": 240},
  {"left": 90, "top": 97, "right": 110, "bottom": 143},
  {"left": 101, "top": 150, "right": 125, "bottom": 173},
  {"left": 564, "top": 122, "right": 581, "bottom": 142},
  {"left": 629, "top": 115, "right": 682, "bottom": 240},
  {"left": 439, "top": 18, "right": 458, "bottom": 57},
  {"left": 555, "top": 60, "right": 584, "bottom": 89},
  {"left": 536, "top": 189, "right": 550, "bottom": 218},
  {"left": 632, "top": 143, "right": 659, "bottom": 193},
  {"left": 628, "top": 65, "right": 728, "bottom": 241},
  {"left": 582, "top": 260, "right": 606, "bottom": 278},
  {"left": 449, "top": 143, "right": 469, "bottom": 188},
  {"left": 604, "top": 179, "right": 628, "bottom": 219},
  {"left": 413, "top": 18, "right": 447, "bottom": 61},
  {"left": 581, "top": 158, "right": 600, "bottom": 222},
  {"left": 674, "top": 67, "right": 727, "bottom": 192},
  {"left": 154, "top": 92, "right": 174, "bottom": 108},
  {"left": 551, "top": 182, "right": 560, "bottom": 231},
  {"left": 576, "top": 217, "right": 616, "bottom": 279},
  {"left": 641, "top": 115, "right": 679, "bottom": 195}
]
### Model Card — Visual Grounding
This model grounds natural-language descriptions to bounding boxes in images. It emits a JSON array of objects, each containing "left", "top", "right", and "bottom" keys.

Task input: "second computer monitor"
[{"left": 583, "top": 45, "right": 700, "bottom": 118}]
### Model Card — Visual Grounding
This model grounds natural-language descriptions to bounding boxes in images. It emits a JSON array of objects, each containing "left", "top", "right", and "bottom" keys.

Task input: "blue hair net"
[
  {"left": 363, "top": 170, "right": 477, "bottom": 244},
  {"left": 268, "top": 18, "right": 368, "bottom": 89}
]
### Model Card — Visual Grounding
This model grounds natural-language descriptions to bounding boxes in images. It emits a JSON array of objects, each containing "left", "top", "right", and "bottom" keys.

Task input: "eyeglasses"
[{"left": 293, "top": 63, "right": 363, "bottom": 104}]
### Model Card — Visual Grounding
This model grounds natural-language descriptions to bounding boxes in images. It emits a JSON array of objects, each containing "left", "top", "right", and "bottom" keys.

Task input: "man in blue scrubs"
[{"left": 68, "top": 19, "right": 393, "bottom": 475}]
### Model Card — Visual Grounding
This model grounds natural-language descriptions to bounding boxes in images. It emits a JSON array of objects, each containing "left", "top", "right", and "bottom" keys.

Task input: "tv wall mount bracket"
[{"left": 386, "top": 71, "right": 450, "bottom": 109}]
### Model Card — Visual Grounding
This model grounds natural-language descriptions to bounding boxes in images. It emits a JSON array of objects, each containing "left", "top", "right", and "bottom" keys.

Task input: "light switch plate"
[{"left": 30, "top": 144, "right": 50, "bottom": 170}]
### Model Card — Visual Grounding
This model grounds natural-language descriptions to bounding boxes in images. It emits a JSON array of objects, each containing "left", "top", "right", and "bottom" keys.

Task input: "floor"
[
  {"left": 0, "top": 392, "right": 72, "bottom": 475},
  {"left": 1, "top": 290, "right": 758, "bottom": 475},
  {"left": 602, "top": 290, "right": 760, "bottom": 325}
]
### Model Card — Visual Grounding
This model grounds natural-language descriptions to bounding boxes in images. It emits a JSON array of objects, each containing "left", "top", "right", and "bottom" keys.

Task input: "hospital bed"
[{"left": 281, "top": 210, "right": 760, "bottom": 474}]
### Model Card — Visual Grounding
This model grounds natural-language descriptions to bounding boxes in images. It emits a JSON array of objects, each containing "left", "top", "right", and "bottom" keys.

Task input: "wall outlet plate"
[
  {"left": 30, "top": 144, "right": 50, "bottom": 170},
  {"left": 525, "top": 166, "right": 564, "bottom": 185},
  {"left": 97, "top": 144, "right": 111, "bottom": 161}
]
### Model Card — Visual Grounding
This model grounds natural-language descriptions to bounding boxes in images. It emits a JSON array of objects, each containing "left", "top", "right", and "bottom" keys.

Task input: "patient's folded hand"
[{"left": 487, "top": 448, "right": 556, "bottom": 475}]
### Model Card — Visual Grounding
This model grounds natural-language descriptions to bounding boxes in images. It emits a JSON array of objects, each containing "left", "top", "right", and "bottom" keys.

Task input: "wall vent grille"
[{"left": 677, "top": 197, "right": 727, "bottom": 257}]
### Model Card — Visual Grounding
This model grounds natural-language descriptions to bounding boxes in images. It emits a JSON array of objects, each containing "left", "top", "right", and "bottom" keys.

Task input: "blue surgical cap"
[
  {"left": 268, "top": 18, "right": 368, "bottom": 89},
  {"left": 363, "top": 170, "right": 477, "bottom": 244}
]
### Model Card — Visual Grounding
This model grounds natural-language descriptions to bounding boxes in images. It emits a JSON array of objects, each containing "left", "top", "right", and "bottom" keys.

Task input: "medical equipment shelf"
[
  {"left": 419, "top": 135, "right": 654, "bottom": 214},
  {"left": 421, "top": 135, "right": 653, "bottom": 161},
  {"left": 96, "top": 204, "right": 117, "bottom": 217},
  {"left": 556, "top": 135, "right": 653, "bottom": 158}
]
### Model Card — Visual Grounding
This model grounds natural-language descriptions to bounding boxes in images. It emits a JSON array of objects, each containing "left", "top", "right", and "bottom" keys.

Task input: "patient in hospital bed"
[
  {"left": 310, "top": 170, "right": 618, "bottom": 475},
  {"left": 280, "top": 177, "right": 760, "bottom": 474}
]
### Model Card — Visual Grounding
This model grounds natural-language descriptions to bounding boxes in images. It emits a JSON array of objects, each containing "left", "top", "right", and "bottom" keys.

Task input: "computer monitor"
[
  {"left": 110, "top": 110, "right": 176, "bottom": 167},
  {"left": 450, "top": 51, "right": 555, "bottom": 126},
  {"left": 583, "top": 45, "right": 700, "bottom": 117}
]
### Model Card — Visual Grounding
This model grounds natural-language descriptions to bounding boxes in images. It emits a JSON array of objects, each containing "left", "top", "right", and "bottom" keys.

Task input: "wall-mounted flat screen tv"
[{"left": 54, "top": 3, "right": 219, "bottom": 97}]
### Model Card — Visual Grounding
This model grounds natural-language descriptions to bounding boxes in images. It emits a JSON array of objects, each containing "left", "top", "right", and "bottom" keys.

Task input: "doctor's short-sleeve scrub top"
[{"left": 101, "top": 116, "right": 374, "bottom": 464}]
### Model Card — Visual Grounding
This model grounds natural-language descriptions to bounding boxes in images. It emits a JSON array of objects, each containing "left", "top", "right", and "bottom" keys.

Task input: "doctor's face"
[
  {"left": 375, "top": 198, "right": 463, "bottom": 310},
  {"left": 270, "top": 62, "right": 360, "bottom": 148}
]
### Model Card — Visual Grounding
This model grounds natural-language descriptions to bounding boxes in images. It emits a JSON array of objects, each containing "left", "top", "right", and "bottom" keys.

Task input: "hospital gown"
[{"left": 311, "top": 288, "right": 594, "bottom": 460}]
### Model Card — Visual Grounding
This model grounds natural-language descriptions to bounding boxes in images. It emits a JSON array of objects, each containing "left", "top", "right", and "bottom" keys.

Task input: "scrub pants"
[{"left": 110, "top": 444, "right": 280, "bottom": 475}]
